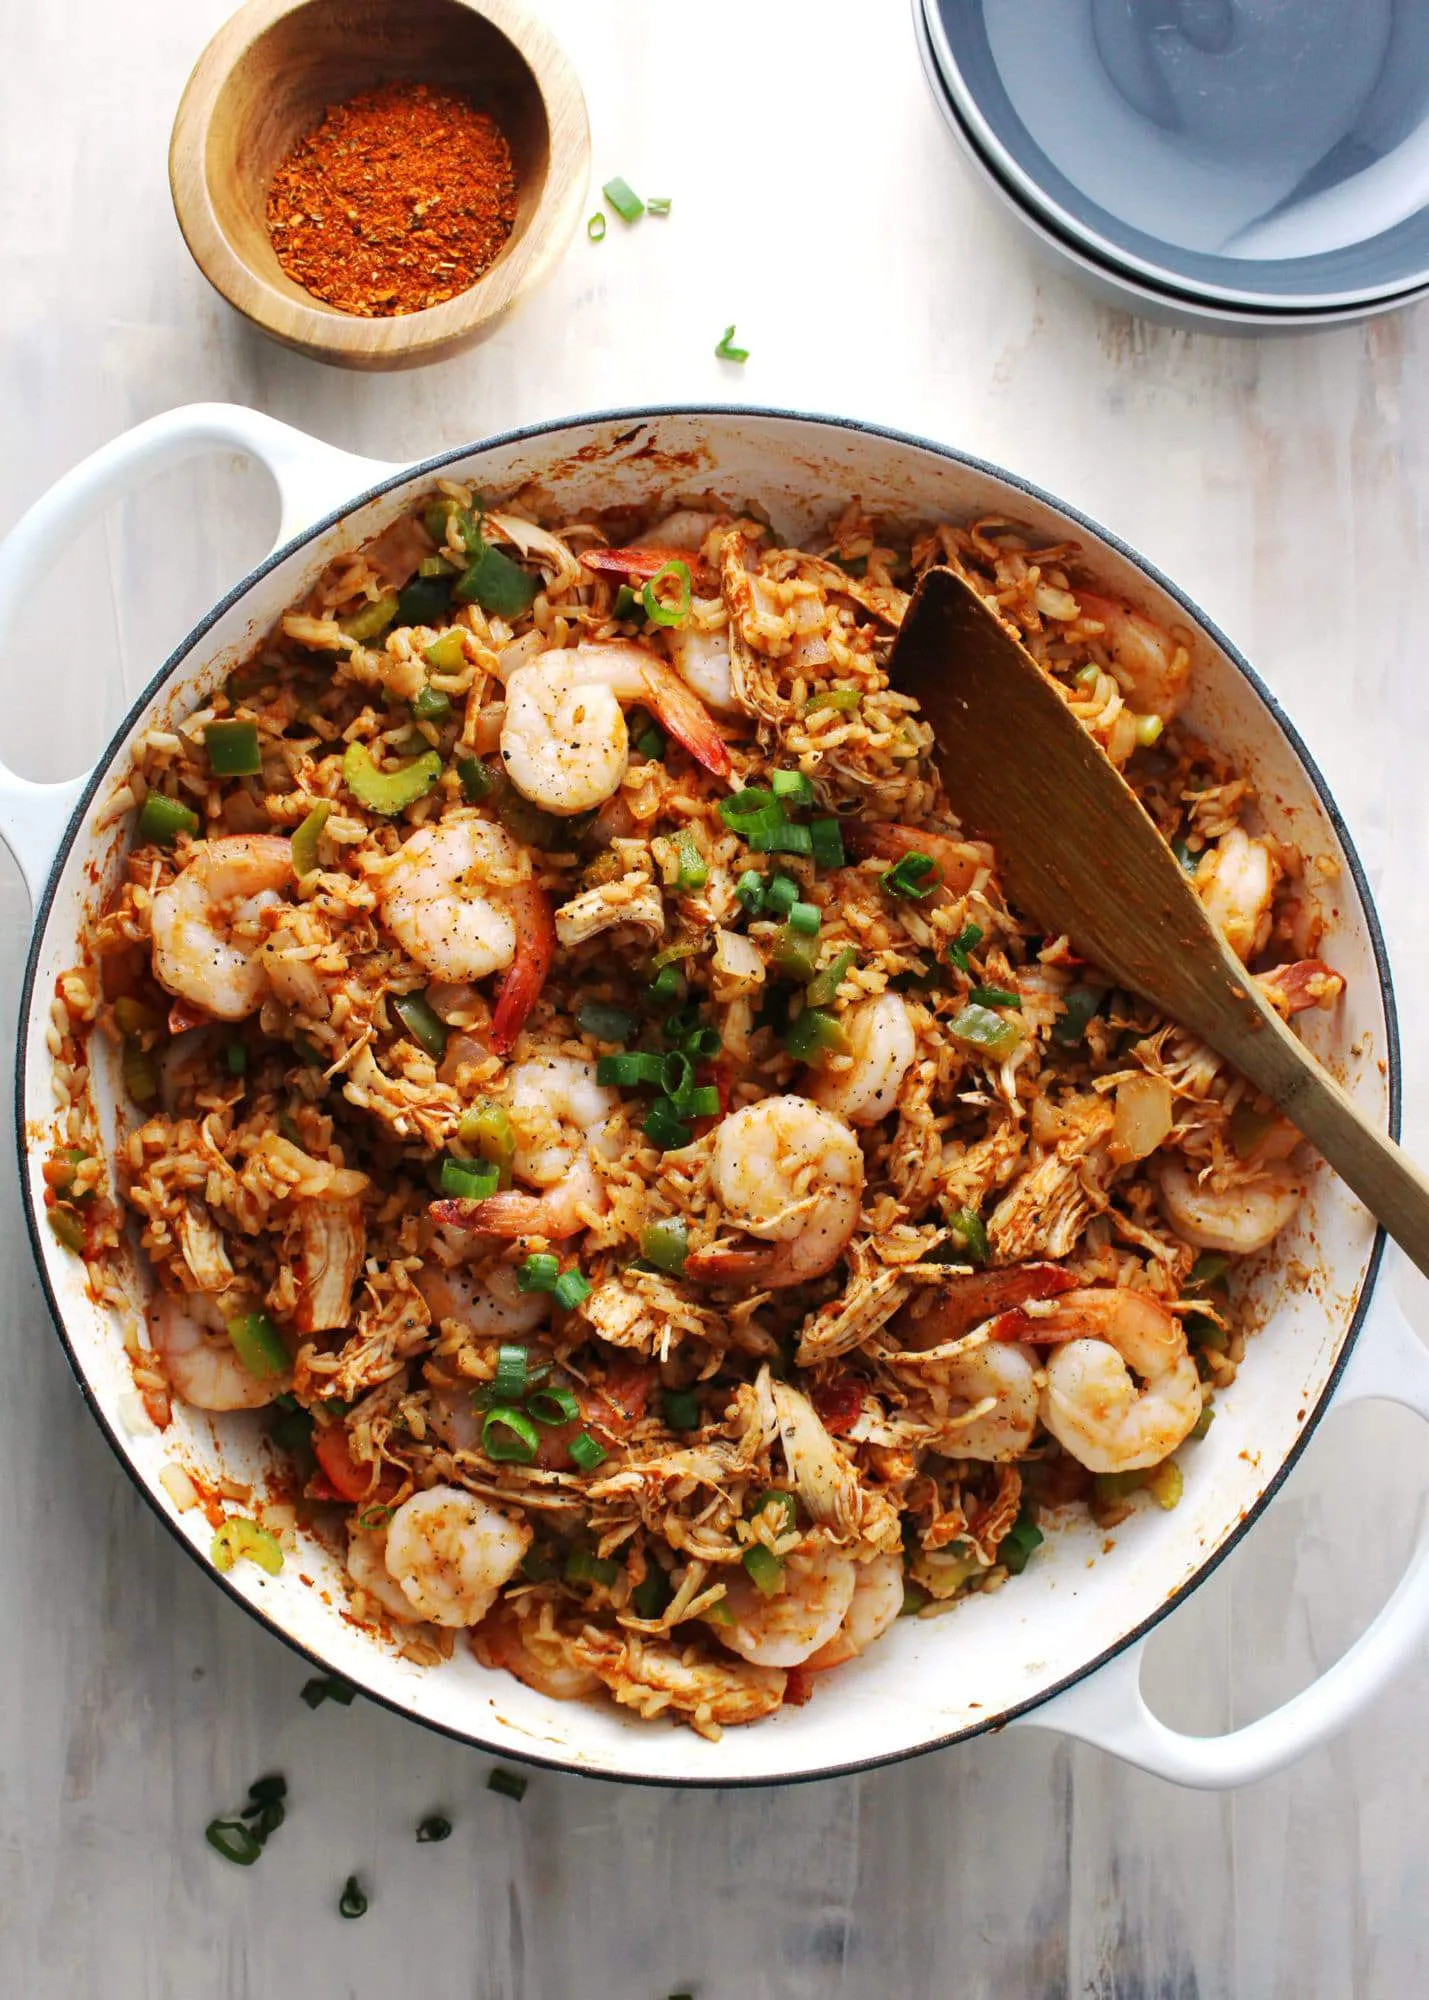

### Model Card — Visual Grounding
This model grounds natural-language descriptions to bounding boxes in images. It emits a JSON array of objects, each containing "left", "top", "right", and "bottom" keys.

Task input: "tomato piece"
[{"left": 313, "top": 1424, "right": 400, "bottom": 1506}]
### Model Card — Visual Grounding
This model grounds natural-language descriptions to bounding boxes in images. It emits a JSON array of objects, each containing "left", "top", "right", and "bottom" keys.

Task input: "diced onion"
[
  {"left": 1111, "top": 1073, "right": 1174, "bottom": 1163},
  {"left": 160, "top": 1463, "right": 201, "bottom": 1512}
]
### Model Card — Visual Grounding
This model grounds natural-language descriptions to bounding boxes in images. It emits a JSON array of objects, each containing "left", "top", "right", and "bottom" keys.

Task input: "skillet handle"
[
  {"left": 0, "top": 402, "right": 399, "bottom": 903},
  {"left": 1010, "top": 1259, "right": 1429, "bottom": 1787}
]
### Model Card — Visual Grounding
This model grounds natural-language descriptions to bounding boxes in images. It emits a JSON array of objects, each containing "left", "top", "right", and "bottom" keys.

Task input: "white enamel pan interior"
[{"left": 5, "top": 403, "right": 1428, "bottom": 1790}]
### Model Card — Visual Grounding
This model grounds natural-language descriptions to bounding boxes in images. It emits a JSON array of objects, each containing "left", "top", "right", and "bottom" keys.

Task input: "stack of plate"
[{"left": 915, "top": 0, "right": 1429, "bottom": 330}]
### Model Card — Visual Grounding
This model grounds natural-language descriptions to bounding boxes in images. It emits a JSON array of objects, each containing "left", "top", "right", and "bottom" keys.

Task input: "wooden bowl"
[{"left": 169, "top": 0, "right": 589, "bottom": 370}]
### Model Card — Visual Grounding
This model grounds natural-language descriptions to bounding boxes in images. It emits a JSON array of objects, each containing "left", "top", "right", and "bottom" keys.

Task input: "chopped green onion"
[
  {"left": 137, "top": 793, "right": 200, "bottom": 846},
  {"left": 679, "top": 1025, "right": 721, "bottom": 1060},
  {"left": 715, "top": 324, "right": 749, "bottom": 363},
  {"left": 949, "top": 1002, "right": 1023, "bottom": 1062},
  {"left": 719, "top": 787, "right": 776, "bottom": 827},
  {"left": 339, "top": 592, "right": 399, "bottom": 643},
  {"left": 552, "top": 1269, "right": 591, "bottom": 1312},
  {"left": 646, "top": 196, "right": 672, "bottom": 215},
  {"left": 356, "top": 1504, "right": 393, "bottom": 1532},
  {"left": 1189, "top": 1251, "right": 1230, "bottom": 1287},
  {"left": 397, "top": 573, "right": 454, "bottom": 627},
  {"left": 587, "top": 211, "right": 607, "bottom": 241},
  {"left": 642, "top": 1217, "right": 689, "bottom": 1274},
  {"left": 411, "top": 685, "right": 452, "bottom": 724},
  {"left": 804, "top": 687, "right": 861, "bottom": 715},
  {"left": 603, "top": 176, "right": 644, "bottom": 222},
  {"left": 946, "top": 922, "right": 984, "bottom": 976},
  {"left": 809, "top": 816, "right": 846, "bottom": 870},
  {"left": 1000, "top": 1508, "right": 1044, "bottom": 1576},
  {"left": 681, "top": 1086, "right": 720, "bottom": 1118},
  {"left": 339, "top": 1875, "right": 368, "bottom": 1919},
  {"left": 772, "top": 924, "right": 819, "bottom": 982},
  {"left": 754, "top": 820, "right": 814, "bottom": 857},
  {"left": 662, "top": 1387, "right": 700, "bottom": 1432},
  {"left": 300, "top": 1675, "right": 355, "bottom": 1709},
  {"left": 487, "top": 1768, "right": 528, "bottom": 1801},
  {"left": 967, "top": 985, "right": 1021, "bottom": 1010},
  {"left": 1051, "top": 983, "right": 1102, "bottom": 1046},
  {"left": 457, "top": 1099, "right": 516, "bottom": 1185},
  {"left": 225, "top": 1311, "right": 288, "bottom": 1380},
  {"left": 518, "top": 1253, "right": 561, "bottom": 1294},
  {"left": 211, "top": 1516, "right": 284, "bottom": 1576},
  {"left": 416, "top": 1814, "right": 453, "bottom": 1843},
  {"left": 633, "top": 721, "right": 666, "bottom": 761},
  {"left": 641, "top": 559, "right": 693, "bottom": 628},
  {"left": 567, "top": 1431, "right": 608, "bottom": 1472},
  {"left": 455, "top": 545, "right": 539, "bottom": 619},
  {"left": 577, "top": 1001, "right": 634, "bottom": 1043},
  {"left": 944, "top": 1208, "right": 989, "bottom": 1265},
  {"left": 806, "top": 946, "right": 858, "bottom": 1008},
  {"left": 527, "top": 1385, "right": 580, "bottom": 1427},
  {"left": 631, "top": 1567, "right": 672, "bottom": 1618},
  {"left": 751, "top": 1488, "right": 799, "bottom": 1536},
  {"left": 342, "top": 741, "right": 441, "bottom": 815},
  {"left": 764, "top": 874, "right": 799, "bottom": 918},
  {"left": 481, "top": 1406, "right": 540, "bottom": 1464},
  {"left": 598, "top": 1050, "right": 667, "bottom": 1088},
  {"left": 391, "top": 990, "right": 448, "bottom": 1060},
  {"left": 456, "top": 753, "right": 492, "bottom": 802},
  {"left": 660, "top": 1050, "right": 695, "bottom": 1102},
  {"left": 672, "top": 827, "right": 707, "bottom": 890},
  {"left": 771, "top": 769, "right": 815, "bottom": 807},
  {"left": 643, "top": 1100, "right": 692, "bottom": 1151},
  {"left": 290, "top": 800, "right": 331, "bottom": 879},
  {"left": 204, "top": 719, "right": 262, "bottom": 777},
  {"left": 206, "top": 1818, "right": 263, "bottom": 1866},
  {"left": 787, "top": 900, "right": 821, "bottom": 936},
  {"left": 880, "top": 851, "right": 942, "bottom": 899},
  {"left": 47, "top": 1207, "right": 86, "bottom": 1254},
  {"left": 647, "top": 964, "right": 686, "bottom": 1006},
  {"left": 734, "top": 868, "right": 766, "bottom": 914},
  {"left": 614, "top": 583, "right": 644, "bottom": 621},
  {"left": 492, "top": 1344, "right": 529, "bottom": 1403},
  {"left": 565, "top": 1547, "right": 620, "bottom": 1587},
  {"left": 783, "top": 1007, "right": 848, "bottom": 1064},
  {"left": 742, "top": 1543, "right": 784, "bottom": 1596}
]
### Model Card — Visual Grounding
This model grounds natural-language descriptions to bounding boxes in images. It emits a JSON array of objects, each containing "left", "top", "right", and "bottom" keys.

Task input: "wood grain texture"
[
  {"left": 3, "top": 1, "right": 1429, "bottom": 1993},
  {"left": 168, "top": 0, "right": 590, "bottom": 369}
]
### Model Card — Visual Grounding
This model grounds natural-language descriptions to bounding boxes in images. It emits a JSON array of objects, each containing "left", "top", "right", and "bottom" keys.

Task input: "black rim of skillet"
[{"left": 14, "top": 402, "right": 1399, "bottom": 1789}]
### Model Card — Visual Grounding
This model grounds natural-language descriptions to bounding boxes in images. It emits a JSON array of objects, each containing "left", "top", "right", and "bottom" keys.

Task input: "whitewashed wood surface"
[{"left": 3, "top": 2, "right": 1429, "bottom": 1994}]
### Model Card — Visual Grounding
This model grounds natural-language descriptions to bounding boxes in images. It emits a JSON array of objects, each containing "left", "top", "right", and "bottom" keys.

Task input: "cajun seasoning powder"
[{"left": 265, "top": 82, "right": 518, "bottom": 316}]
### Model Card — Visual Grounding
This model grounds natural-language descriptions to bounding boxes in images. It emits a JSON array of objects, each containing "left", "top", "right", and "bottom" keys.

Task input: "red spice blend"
[{"left": 266, "top": 81, "right": 519, "bottom": 316}]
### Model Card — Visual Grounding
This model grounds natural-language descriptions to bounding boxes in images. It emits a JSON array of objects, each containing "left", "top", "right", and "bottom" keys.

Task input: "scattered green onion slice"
[
  {"left": 206, "top": 1818, "right": 263, "bottom": 1866},
  {"left": 641, "top": 559, "right": 693, "bottom": 628},
  {"left": 643, "top": 1099, "right": 693, "bottom": 1150},
  {"left": 879, "top": 851, "right": 942, "bottom": 899},
  {"left": 944, "top": 1208, "right": 989, "bottom": 1266},
  {"left": 492, "top": 1343, "right": 529, "bottom": 1403},
  {"left": 603, "top": 176, "right": 644, "bottom": 222},
  {"left": 301, "top": 1675, "right": 355, "bottom": 1709},
  {"left": 339, "top": 1875, "right": 368, "bottom": 1919},
  {"left": 734, "top": 868, "right": 766, "bottom": 914},
  {"left": 455, "top": 545, "right": 538, "bottom": 619},
  {"left": 411, "top": 684, "right": 452, "bottom": 724},
  {"left": 949, "top": 1002, "right": 1023, "bottom": 1062},
  {"left": 787, "top": 900, "right": 821, "bottom": 937},
  {"left": 1000, "top": 1509, "right": 1044, "bottom": 1576},
  {"left": 757, "top": 820, "right": 814, "bottom": 857},
  {"left": 764, "top": 873, "right": 799, "bottom": 918},
  {"left": 587, "top": 210, "right": 607, "bottom": 241},
  {"left": 342, "top": 740, "right": 441, "bottom": 816},
  {"left": 715, "top": 324, "right": 749, "bottom": 363},
  {"left": 577, "top": 1001, "right": 634, "bottom": 1043},
  {"left": 783, "top": 1006, "right": 848, "bottom": 1064},
  {"left": 1051, "top": 982, "right": 1102, "bottom": 1046},
  {"left": 225, "top": 1310, "right": 288, "bottom": 1380},
  {"left": 391, "top": 990, "right": 448, "bottom": 1060},
  {"left": 641, "top": 1217, "right": 689, "bottom": 1274},
  {"left": 614, "top": 583, "right": 644, "bottom": 621},
  {"left": 527, "top": 1385, "right": 580, "bottom": 1427},
  {"left": 804, "top": 687, "right": 861, "bottom": 715},
  {"left": 679, "top": 1025, "right": 721, "bottom": 1060},
  {"left": 137, "top": 793, "right": 200, "bottom": 846},
  {"left": 672, "top": 826, "right": 707, "bottom": 889},
  {"left": 339, "top": 592, "right": 399, "bottom": 642},
  {"left": 417, "top": 1814, "right": 453, "bottom": 1843},
  {"left": 518, "top": 1252, "right": 561, "bottom": 1294},
  {"left": 290, "top": 800, "right": 331, "bottom": 879},
  {"left": 211, "top": 1516, "right": 284, "bottom": 1576},
  {"left": 597, "top": 1050, "right": 667, "bottom": 1088},
  {"left": 662, "top": 1387, "right": 700, "bottom": 1433},
  {"left": 967, "top": 984, "right": 1022, "bottom": 1010},
  {"left": 565, "top": 1547, "right": 620, "bottom": 1587},
  {"left": 487, "top": 1768, "right": 528, "bottom": 1801},
  {"left": 946, "top": 922, "right": 984, "bottom": 976},
  {"left": 806, "top": 946, "right": 858, "bottom": 1009},
  {"left": 567, "top": 1431, "right": 608, "bottom": 1472},
  {"left": 204, "top": 719, "right": 262, "bottom": 777},
  {"left": 742, "top": 1543, "right": 784, "bottom": 1596},
  {"left": 481, "top": 1406, "right": 541, "bottom": 1464},
  {"left": 771, "top": 768, "right": 815, "bottom": 807},
  {"left": 552, "top": 1269, "right": 591, "bottom": 1312},
  {"left": 647, "top": 964, "right": 687, "bottom": 1006},
  {"left": 646, "top": 196, "right": 672, "bottom": 216},
  {"left": 660, "top": 1050, "right": 695, "bottom": 1102},
  {"left": 808, "top": 816, "right": 845, "bottom": 870},
  {"left": 719, "top": 786, "right": 776, "bottom": 827},
  {"left": 633, "top": 721, "right": 666, "bottom": 761}
]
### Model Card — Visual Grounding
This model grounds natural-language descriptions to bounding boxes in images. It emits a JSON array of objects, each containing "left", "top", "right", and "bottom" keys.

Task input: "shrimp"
[
  {"left": 683, "top": 1096, "right": 864, "bottom": 1289},
  {"left": 498, "top": 641, "right": 730, "bottom": 815},
  {"left": 346, "top": 1525, "right": 423, "bottom": 1625},
  {"left": 1194, "top": 828, "right": 1281, "bottom": 962},
  {"left": 147, "top": 1288, "right": 289, "bottom": 1411},
  {"left": 150, "top": 834, "right": 292, "bottom": 1021},
  {"left": 926, "top": 1342, "right": 1040, "bottom": 1461},
  {"left": 571, "top": 1627, "right": 787, "bottom": 1732},
  {"left": 1036, "top": 1287, "right": 1202, "bottom": 1473},
  {"left": 665, "top": 621, "right": 738, "bottom": 713},
  {"left": 473, "top": 1602, "right": 601, "bottom": 1699},
  {"left": 382, "top": 1484, "right": 532, "bottom": 1627},
  {"left": 813, "top": 992, "right": 916, "bottom": 1126},
  {"left": 373, "top": 818, "right": 554, "bottom": 1055},
  {"left": 718, "top": 1542, "right": 858, "bottom": 1667},
  {"left": 1076, "top": 591, "right": 1189, "bottom": 722},
  {"left": 1158, "top": 1154, "right": 1304, "bottom": 1255},
  {"left": 430, "top": 1055, "right": 618, "bottom": 1241},
  {"left": 417, "top": 1257, "right": 551, "bottom": 1338},
  {"left": 804, "top": 1550, "right": 906, "bottom": 1670},
  {"left": 899, "top": 1263, "right": 1079, "bottom": 1350},
  {"left": 844, "top": 820, "right": 993, "bottom": 899}
]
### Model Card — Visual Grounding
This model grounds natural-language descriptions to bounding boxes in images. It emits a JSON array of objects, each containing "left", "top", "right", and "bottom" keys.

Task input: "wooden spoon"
[{"left": 889, "top": 565, "right": 1429, "bottom": 1277}]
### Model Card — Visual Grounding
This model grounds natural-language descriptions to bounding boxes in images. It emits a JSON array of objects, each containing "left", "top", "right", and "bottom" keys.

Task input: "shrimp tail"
[
  {"left": 844, "top": 820, "right": 991, "bottom": 897},
  {"left": 683, "top": 1244, "right": 776, "bottom": 1286},
  {"left": 580, "top": 546, "right": 701, "bottom": 581},
  {"left": 639, "top": 658, "right": 733, "bottom": 778},
  {"left": 902, "top": 1262, "right": 1079, "bottom": 1350},
  {"left": 489, "top": 880, "right": 556, "bottom": 1056},
  {"left": 429, "top": 1190, "right": 583, "bottom": 1241}
]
